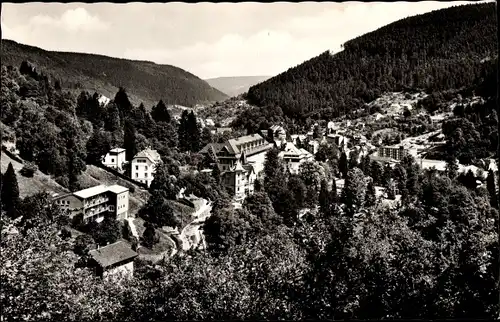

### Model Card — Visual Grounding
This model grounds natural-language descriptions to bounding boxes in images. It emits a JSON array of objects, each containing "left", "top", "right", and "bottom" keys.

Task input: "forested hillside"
[
  {"left": 246, "top": 2, "right": 497, "bottom": 123},
  {"left": 1, "top": 39, "right": 228, "bottom": 107}
]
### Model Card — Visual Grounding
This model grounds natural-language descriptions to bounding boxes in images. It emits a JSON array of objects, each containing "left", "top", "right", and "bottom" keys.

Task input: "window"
[
  {"left": 144, "top": 172, "right": 148, "bottom": 178},
  {"left": 135, "top": 166, "right": 139, "bottom": 170},
  {"left": 111, "top": 158, "right": 115, "bottom": 163},
  {"left": 136, "top": 173, "right": 139, "bottom": 178},
  {"left": 145, "top": 166, "right": 148, "bottom": 171},
  {"left": 109, "top": 205, "right": 115, "bottom": 211}
]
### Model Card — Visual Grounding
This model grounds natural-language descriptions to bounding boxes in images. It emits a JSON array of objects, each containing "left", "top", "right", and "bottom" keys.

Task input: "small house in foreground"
[{"left": 89, "top": 241, "right": 138, "bottom": 280}]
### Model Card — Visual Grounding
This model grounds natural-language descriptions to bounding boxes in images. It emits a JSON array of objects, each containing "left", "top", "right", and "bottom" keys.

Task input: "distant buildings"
[
  {"left": 326, "top": 134, "right": 349, "bottom": 150},
  {"left": 200, "top": 133, "right": 273, "bottom": 201},
  {"left": 102, "top": 148, "right": 127, "bottom": 172},
  {"left": 53, "top": 184, "right": 129, "bottom": 223},
  {"left": 131, "top": 147, "right": 162, "bottom": 187},
  {"left": 278, "top": 142, "right": 314, "bottom": 174},
  {"left": 211, "top": 127, "right": 233, "bottom": 135},
  {"left": 89, "top": 241, "right": 138, "bottom": 280},
  {"left": 377, "top": 146, "right": 411, "bottom": 161}
]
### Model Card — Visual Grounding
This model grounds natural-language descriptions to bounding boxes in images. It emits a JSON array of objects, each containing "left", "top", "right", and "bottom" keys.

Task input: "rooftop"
[
  {"left": 228, "top": 134, "right": 265, "bottom": 154},
  {"left": 133, "top": 148, "right": 161, "bottom": 163},
  {"left": 107, "top": 185, "right": 129, "bottom": 194},
  {"left": 73, "top": 185, "right": 108, "bottom": 199},
  {"left": 89, "top": 241, "right": 138, "bottom": 268},
  {"left": 110, "top": 148, "right": 126, "bottom": 153}
]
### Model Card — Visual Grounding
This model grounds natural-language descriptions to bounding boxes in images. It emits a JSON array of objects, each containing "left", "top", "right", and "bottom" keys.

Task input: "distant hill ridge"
[
  {"left": 246, "top": 2, "right": 497, "bottom": 123},
  {"left": 1, "top": 39, "right": 228, "bottom": 108},
  {"left": 205, "top": 76, "right": 271, "bottom": 97}
]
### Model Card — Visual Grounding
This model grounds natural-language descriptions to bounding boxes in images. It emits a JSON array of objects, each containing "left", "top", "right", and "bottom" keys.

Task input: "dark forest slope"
[
  {"left": 246, "top": 2, "right": 497, "bottom": 122},
  {"left": 1, "top": 39, "right": 228, "bottom": 107}
]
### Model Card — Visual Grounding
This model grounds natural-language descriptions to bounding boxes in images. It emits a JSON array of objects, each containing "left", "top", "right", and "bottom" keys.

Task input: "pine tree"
[
  {"left": 348, "top": 150, "right": 359, "bottom": 169},
  {"left": 187, "top": 111, "right": 201, "bottom": 152},
  {"left": 104, "top": 102, "right": 121, "bottom": 132},
  {"left": 341, "top": 167, "right": 366, "bottom": 216},
  {"left": 114, "top": 87, "right": 133, "bottom": 117},
  {"left": 142, "top": 221, "right": 159, "bottom": 249},
  {"left": 212, "top": 163, "right": 221, "bottom": 184},
  {"left": 267, "top": 127, "right": 274, "bottom": 142},
  {"left": 486, "top": 170, "right": 498, "bottom": 208},
  {"left": 178, "top": 110, "right": 190, "bottom": 152},
  {"left": 365, "top": 180, "right": 376, "bottom": 207},
  {"left": 1, "top": 163, "right": 20, "bottom": 217},
  {"left": 370, "top": 160, "right": 383, "bottom": 185},
  {"left": 264, "top": 148, "right": 284, "bottom": 187},
  {"left": 339, "top": 151, "right": 348, "bottom": 178},
  {"left": 124, "top": 120, "right": 138, "bottom": 161},
  {"left": 319, "top": 179, "right": 330, "bottom": 215},
  {"left": 445, "top": 157, "right": 459, "bottom": 179},
  {"left": 151, "top": 100, "right": 171, "bottom": 123}
]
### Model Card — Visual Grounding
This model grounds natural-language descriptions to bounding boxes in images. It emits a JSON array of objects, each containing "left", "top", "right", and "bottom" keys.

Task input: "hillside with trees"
[
  {"left": 1, "top": 39, "right": 228, "bottom": 108},
  {"left": 245, "top": 3, "right": 497, "bottom": 125}
]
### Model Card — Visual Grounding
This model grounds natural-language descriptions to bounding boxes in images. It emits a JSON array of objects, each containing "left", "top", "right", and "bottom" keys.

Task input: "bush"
[{"left": 20, "top": 162, "right": 37, "bottom": 177}]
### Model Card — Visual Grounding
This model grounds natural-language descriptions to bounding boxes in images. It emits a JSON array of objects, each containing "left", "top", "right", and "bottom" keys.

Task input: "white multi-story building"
[
  {"left": 131, "top": 147, "right": 162, "bottom": 187},
  {"left": 52, "top": 184, "right": 129, "bottom": 223},
  {"left": 102, "top": 148, "right": 127, "bottom": 172},
  {"left": 200, "top": 133, "right": 272, "bottom": 201}
]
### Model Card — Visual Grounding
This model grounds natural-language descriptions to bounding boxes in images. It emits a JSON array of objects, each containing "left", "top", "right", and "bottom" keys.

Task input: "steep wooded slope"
[
  {"left": 246, "top": 2, "right": 497, "bottom": 122},
  {"left": 1, "top": 39, "right": 228, "bottom": 107}
]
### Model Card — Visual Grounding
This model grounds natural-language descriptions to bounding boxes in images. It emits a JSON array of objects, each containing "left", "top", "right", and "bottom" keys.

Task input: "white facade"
[
  {"left": 131, "top": 148, "right": 162, "bottom": 187},
  {"left": 102, "top": 148, "right": 127, "bottom": 172},
  {"left": 246, "top": 151, "right": 268, "bottom": 177},
  {"left": 53, "top": 184, "right": 130, "bottom": 223}
]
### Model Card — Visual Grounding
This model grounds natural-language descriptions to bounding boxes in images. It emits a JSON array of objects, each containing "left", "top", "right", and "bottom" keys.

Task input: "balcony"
[
  {"left": 83, "top": 196, "right": 109, "bottom": 208},
  {"left": 84, "top": 205, "right": 109, "bottom": 218}
]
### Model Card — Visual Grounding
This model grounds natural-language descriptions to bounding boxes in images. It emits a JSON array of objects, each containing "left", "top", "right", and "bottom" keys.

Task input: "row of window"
[
  {"left": 135, "top": 165, "right": 149, "bottom": 171},
  {"left": 135, "top": 173, "right": 150, "bottom": 178}
]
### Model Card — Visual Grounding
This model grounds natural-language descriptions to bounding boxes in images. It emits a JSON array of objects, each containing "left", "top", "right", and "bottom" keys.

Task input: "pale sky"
[{"left": 1, "top": 1, "right": 489, "bottom": 79}]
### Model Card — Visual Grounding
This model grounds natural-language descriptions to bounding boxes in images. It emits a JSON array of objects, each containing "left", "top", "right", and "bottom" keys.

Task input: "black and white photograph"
[{"left": 0, "top": 1, "right": 499, "bottom": 320}]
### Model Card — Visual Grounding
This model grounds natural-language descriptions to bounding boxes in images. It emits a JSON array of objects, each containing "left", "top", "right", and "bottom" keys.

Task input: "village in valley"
[
  {"left": 1, "top": 2, "right": 498, "bottom": 320},
  {"left": 3, "top": 85, "right": 496, "bottom": 280}
]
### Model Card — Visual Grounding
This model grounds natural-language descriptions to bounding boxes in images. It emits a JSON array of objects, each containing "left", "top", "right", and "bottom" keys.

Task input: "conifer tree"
[
  {"left": 151, "top": 100, "right": 171, "bottom": 123},
  {"left": 341, "top": 167, "right": 366, "bottom": 216},
  {"left": 1, "top": 163, "right": 20, "bottom": 217},
  {"left": 486, "top": 170, "right": 498, "bottom": 208},
  {"left": 178, "top": 110, "right": 190, "bottom": 152},
  {"left": 142, "top": 221, "right": 159, "bottom": 249},
  {"left": 124, "top": 120, "right": 138, "bottom": 161},
  {"left": 114, "top": 87, "right": 132, "bottom": 117},
  {"left": 339, "top": 151, "right": 348, "bottom": 178},
  {"left": 104, "top": 102, "right": 121, "bottom": 132},
  {"left": 348, "top": 150, "right": 359, "bottom": 169},
  {"left": 319, "top": 179, "right": 330, "bottom": 215},
  {"left": 365, "top": 179, "right": 376, "bottom": 207},
  {"left": 445, "top": 157, "right": 459, "bottom": 179},
  {"left": 187, "top": 111, "right": 201, "bottom": 152},
  {"left": 264, "top": 148, "right": 284, "bottom": 188}
]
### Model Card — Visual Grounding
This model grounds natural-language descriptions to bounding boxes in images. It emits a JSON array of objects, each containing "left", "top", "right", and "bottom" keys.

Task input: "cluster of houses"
[{"left": 82, "top": 114, "right": 497, "bottom": 280}]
